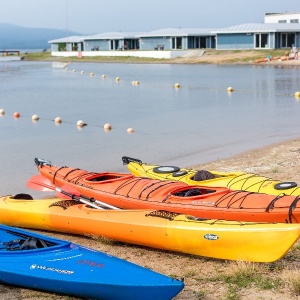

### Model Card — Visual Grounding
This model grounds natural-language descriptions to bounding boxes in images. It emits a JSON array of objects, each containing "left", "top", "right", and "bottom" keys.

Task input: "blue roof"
[
  {"left": 49, "top": 36, "right": 85, "bottom": 43},
  {"left": 84, "top": 32, "right": 144, "bottom": 40},
  {"left": 213, "top": 23, "right": 300, "bottom": 33},
  {"left": 140, "top": 28, "right": 218, "bottom": 37}
]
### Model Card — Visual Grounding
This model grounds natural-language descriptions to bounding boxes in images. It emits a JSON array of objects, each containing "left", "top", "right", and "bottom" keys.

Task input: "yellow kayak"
[
  {"left": 0, "top": 194, "right": 300, "bottom": 262},
  {"left": 122, "top": 156, "right": 300, "bottom": 196}
]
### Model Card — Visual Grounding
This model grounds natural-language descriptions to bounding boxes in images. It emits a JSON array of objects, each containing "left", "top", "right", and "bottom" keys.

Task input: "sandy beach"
[{"left": 1, "top": 53, "right": 300, "bottom": 299}]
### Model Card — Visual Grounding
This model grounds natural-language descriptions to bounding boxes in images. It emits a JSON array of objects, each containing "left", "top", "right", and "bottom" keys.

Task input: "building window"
[
  {"left": 72, "top": 43, "right": 78, "bottom": 51},
  {"left": 110, "top": 40, "right": 120, "bottom": 50},
  {"left": 58, "top": 43, "right": 66, "bottom": 51},
  {"left": 278, "top": 20, "right": 287, "bottom": 23},
  {"left": 255, "top": 34, "right": 268, "bottom": 48},
  {"left": 290, "top": 19, "right": 299, "bottom": 23}
]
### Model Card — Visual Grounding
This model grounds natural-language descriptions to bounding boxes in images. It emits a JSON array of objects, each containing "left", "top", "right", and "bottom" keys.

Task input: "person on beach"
[{"left": 293, "top": 47, "right": 298, "bottom": 60}]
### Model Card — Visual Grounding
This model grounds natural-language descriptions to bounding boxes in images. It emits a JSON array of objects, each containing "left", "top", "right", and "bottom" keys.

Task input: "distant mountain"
[{"left": 0, "top": 23, "right": 82, "bottom": 49}]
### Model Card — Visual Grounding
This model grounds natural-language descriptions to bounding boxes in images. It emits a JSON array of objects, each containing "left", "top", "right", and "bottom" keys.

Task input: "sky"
[{"left": 0, "top": 0, "right": 299, "bottom": 34}]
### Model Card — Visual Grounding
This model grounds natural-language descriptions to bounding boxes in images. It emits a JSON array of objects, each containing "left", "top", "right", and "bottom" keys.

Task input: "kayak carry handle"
[
  {"left": 34, "top": 157, "right": 52, "bottom": 167},
  {"left": 122, "top": 156, "right": 142, "bottom": 165}
]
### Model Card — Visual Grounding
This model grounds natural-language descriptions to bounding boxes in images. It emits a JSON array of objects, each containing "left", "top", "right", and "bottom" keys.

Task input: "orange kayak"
[
  {"left": 34, "top": 158, "right": 300, "bottom": 223},
  {"left": 2, "top": 195, "right": 300, "bottom": 262}
]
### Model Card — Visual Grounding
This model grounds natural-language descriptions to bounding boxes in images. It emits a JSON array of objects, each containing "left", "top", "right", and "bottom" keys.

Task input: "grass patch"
[
  {"left": 211, "top": 261, "right": 282, "bottom": 292},
  {"left": 194, "top": 289, "right": 207, "bottom": 299},
  {"left": 286, "top": 270, "right": 300, "bottom": 296},
  {"left": 22, "top": 52, "right": 167, "bottom": 64},
  {"left": 224, "top": 284, "right": 239, "bottom": 300},
  {"left": 282, "top": 242, "right": 300, "bottom": 261}
]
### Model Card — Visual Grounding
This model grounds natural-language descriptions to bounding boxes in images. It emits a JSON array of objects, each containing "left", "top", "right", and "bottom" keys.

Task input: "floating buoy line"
[
  {"left": 0, "top": 109, "right": 135, "bottom": 134},
  {"left": 2, "top": 68, "right": 298, "bottom": 132},
  {"left": 63, "top": 67, "right": 300, "bottom": 97}
]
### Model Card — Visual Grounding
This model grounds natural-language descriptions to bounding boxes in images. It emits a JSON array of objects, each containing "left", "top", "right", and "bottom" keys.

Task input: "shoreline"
[
  {"left": 21, "top": 49, "right": 300, "bottom": 65},
  {"left": 191, "top": 137, "right": 300, "bottom": 184},
  {"left": 2, "top": 137, "right": 300, "bottom": 299}
]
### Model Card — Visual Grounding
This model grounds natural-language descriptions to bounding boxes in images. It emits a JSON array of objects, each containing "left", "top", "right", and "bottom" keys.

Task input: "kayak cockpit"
[
  {"left": 84, "top": 172, "right": 134, "bottom": 183},
  {"left": 0, "top": 237, "right": 54, "bottom": 252},
  {"left": 172, "top": 186, "right": 225, "bottom": 197},
  {"left": 0, "top": 225, "right": 69, "bottom": 253},
  {"left": 168, "top": 186, "right": 229, "bottom": 202}
]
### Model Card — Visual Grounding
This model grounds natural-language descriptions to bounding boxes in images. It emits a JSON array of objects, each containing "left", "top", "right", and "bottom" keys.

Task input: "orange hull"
[{"left": 35, "top": 158, "right": 300, "bottom": 223}]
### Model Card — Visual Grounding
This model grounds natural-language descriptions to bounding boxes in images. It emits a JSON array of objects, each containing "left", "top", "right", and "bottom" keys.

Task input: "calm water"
[{"left": 0, "top": 61, "right": 300, "bottom": 197}]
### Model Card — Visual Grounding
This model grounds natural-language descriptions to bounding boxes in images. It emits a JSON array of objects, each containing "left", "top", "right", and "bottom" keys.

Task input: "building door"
[
  {"left": 281, "top": 33, "right": 295, "bottom": 48},
  {"left": 255, "top": 34, "right": 269, "bottom": 48},
  {"left": 200, "top": 37, "right": 206, "bottom": 48},
  {"left": 171, "top": 37, "right": 182, "bottom": 49}
]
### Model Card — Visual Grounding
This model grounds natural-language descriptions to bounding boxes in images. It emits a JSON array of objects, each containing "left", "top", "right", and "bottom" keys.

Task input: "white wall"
[
  {"left": 51, "top": 50, "right": 190, "bottom": 59},
  {"left": 265, "top": 13, "right": 300, "bottom": 23}
]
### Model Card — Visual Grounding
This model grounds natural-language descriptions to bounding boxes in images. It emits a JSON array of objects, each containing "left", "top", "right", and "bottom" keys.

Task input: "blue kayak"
[{"left": 0, "top": 224, "right": 184, "bottom": 299}]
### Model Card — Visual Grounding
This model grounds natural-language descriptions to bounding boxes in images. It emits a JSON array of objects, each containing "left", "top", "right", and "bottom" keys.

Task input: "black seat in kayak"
[
  {"left": 1, "top": 238, "right": 48, "bottom": 251},
  {"left": 193, "top": 170, "right": 215, "bottom": 181}
]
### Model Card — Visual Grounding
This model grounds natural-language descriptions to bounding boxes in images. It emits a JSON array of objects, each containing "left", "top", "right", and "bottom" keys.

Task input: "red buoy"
[{"left": 14, "top": 112, "right": 20, "bottom": 118}]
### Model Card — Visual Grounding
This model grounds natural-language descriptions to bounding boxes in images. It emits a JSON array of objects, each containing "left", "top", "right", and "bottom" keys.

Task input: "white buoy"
[
  {"left": 77, "top": 120, "right": 86, "bottom": 127},
  {"left": 32, "top": 114, "right": 39, "bottom": 121},
  {"left": 227, "top": 87, "right": 234, "bottom": 92},
  {"left": 90, "top": 72, "right": 94, "bottom": 77},
  {"left": 72, "top": 69, "right": 76, "bottom": 73},
  {"left": 0, "top": 109, "right": 5, "bottom": 115},
  {"left": 116, "top": 77, "right": 120, "bottom": 82},
  {"left": 81, "top": 71, "right": 84, "bottom": 74},
  {"left": 54, "top": 117, "right": 62, "bottom": 124},
  {"left": 295, "top": 91, "right": 300, "bottom": 98},
  {"left": 127, "top": 128, "right": 134, "bottom": 133},
  {"left": 174, "top": 83, "right": 180, "bottom": 88},
  {"left": 102, "top": 75, "right": 106, "bottom": 78},
  {"left": 104, "top": 123, "right": 112, "bottom": 130}
]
